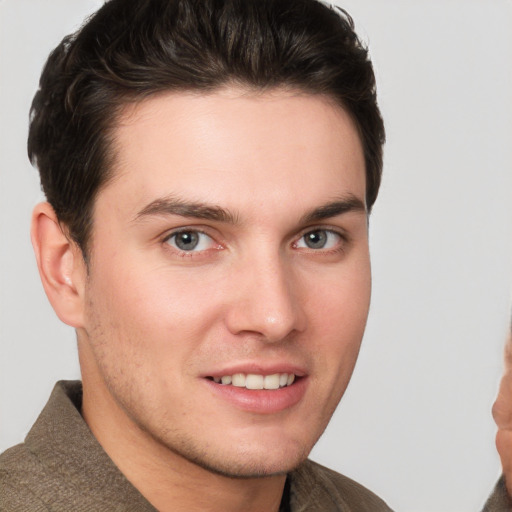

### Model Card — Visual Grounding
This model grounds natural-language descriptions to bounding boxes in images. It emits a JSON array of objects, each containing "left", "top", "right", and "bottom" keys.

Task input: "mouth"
[
  {"left": 204, "top": 370, "right": 307, "bottom": 413},
  {"left": 206, "top": 373, "right": 296, "bottom": 390}
]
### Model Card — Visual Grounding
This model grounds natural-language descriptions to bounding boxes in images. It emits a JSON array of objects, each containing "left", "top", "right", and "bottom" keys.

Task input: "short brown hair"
[{"left": 28, "top": 0, "right": 385, "bottom": 255}]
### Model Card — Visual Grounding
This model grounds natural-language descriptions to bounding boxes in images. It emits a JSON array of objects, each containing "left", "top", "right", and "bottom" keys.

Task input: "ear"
[{"left": 31, "top": 202, "right": 87, "bottom": 328}]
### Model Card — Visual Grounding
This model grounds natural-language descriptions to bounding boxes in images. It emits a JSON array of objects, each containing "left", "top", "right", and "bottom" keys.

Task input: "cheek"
[
  {"left": 308, "top": 254, "right": 371, "bottom": 335},
  {"left": 305, "top": 256, "right": 371, "bottom": 386},
  {"left": 85, "top": 256, "right": 226, "bottom": 360}
]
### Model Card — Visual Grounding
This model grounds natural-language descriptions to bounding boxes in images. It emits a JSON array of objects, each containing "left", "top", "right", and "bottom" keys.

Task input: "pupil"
[
  {"left": 175, "top": 232, "right": 199, "bottom": 250},
  {"left": 305, "top": 230, "right": 327, "bottom": 249}
]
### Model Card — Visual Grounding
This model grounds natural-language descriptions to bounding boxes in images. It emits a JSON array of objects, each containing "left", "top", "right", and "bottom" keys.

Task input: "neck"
[{"left": 80, "top": 373, "right": 286, "bottom": 512}]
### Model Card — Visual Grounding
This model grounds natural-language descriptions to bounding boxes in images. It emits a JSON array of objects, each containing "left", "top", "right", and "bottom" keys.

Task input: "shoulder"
[
  {"left": 289, "top": 459, "right": 394, "bottom": 512},
  {"left": 0, "top": 381, "right": 156, "bottom": 512},
  {"left": 482, "top": 475, "right": 512, "bottom": 512},
  {"left": 0, "top": 442, "right": 49, "bottom": 511}
]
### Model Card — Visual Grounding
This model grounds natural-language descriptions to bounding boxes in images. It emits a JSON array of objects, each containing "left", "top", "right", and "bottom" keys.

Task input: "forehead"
[{"left": 103, "top": 87, "right": 366, "bottom": 218}]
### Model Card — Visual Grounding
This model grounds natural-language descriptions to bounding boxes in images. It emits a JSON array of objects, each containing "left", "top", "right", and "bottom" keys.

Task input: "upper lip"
[{"left": 203, "top": 362, "right": 308, "bottom": 378}]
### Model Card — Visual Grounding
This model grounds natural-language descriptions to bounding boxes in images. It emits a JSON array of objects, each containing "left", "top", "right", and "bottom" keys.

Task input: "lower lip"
[{"left": 204, "top": 377, "right": 308, "bottom": 414}]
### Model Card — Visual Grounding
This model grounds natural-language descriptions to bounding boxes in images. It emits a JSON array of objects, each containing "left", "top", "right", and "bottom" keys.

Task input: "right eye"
[
  {"left": 294, "top": 229, "right": 343, "bottom": 251},
  {"left": 164, "top": 230, "right": 216, "bottom": 252}
]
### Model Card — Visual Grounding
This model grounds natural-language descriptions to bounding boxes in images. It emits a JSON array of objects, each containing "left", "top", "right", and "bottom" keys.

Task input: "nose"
[{"left": 224, "top": 254, "right": 306, "bottom": 343}]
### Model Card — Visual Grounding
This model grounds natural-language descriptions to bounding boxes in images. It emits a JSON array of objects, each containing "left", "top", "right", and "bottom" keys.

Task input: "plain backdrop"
[{"left": 1, "top": 1, "right": 511, "bottom": 511}]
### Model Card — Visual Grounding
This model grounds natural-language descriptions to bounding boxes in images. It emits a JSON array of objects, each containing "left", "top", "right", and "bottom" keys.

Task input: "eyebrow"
[
  {"left": 133, "top": 194, "right": 366, "bottom": 225},
  {"left": 300, "top": 195, "right": 367, "bottom": 223},
  {"left": 134, "top": 195, "right": 238, "bottom": 224}
]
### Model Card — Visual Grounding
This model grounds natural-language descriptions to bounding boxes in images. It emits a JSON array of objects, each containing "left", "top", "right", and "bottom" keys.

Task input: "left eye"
[
  {"left": 165, "top": 230, "right": 216, "bottom": 252},
  {"left": 295, "top": 229, "right": 341, "bottom": 250}
]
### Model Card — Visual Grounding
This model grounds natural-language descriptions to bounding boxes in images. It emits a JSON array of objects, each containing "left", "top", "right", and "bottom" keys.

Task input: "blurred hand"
[{"left": 493, "top": 332, "right": 512, "bottom": 495}]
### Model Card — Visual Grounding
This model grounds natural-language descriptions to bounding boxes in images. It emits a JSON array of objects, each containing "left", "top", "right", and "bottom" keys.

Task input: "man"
[
  {"left": 0, "top": 0, "right": 390, "bottom": 510},
  {"left": 0, "top": 0, "right": 509, "bottom": 511}
]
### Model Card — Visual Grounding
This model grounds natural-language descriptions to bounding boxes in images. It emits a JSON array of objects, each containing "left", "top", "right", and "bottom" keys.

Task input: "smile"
[{"left": 208, "top": 373, "right": 296, "bottom": 390}]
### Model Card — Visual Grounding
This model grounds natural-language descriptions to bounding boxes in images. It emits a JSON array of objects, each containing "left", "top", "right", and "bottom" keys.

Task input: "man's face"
[{"left": 78, "top": 87, "right": 371, "bottom": 477}]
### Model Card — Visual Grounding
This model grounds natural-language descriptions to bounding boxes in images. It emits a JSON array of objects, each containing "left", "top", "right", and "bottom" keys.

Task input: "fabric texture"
[
  {"left": 482, "top": 476, "right": 512, "bottom": 512},
  {"left": 0, "top": 380, "right": 394, "bottom": 511}
]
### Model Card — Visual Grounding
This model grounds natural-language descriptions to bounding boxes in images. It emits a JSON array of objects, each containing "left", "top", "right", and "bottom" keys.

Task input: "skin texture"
[
  {"left": 493, "top": 332, "right": 512, "bottom": 495},
  {"left": 31, "top": 88, "right": 371, "bottom": 512}
]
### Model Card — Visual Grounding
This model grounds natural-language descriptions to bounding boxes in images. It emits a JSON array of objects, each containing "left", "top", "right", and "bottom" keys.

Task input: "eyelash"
[
  {"left": 293, "top": 228, "right": 347, "bottom": 254},
  {"left": 162, "top": 228, "right": 220, "bottom": 257},
  {"left": 161, "top": 226, "right": 348, "bottom": 257}
]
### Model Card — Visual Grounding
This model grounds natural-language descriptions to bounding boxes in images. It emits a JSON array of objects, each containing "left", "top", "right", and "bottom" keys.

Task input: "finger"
[
  {"left": 496, "top": 429, "right": 512, "bottom": 496},
  {"left": 493, "top": 334, "right": 512, "bottom": 429},
  {"left": 493, "top": 375, "right": 512, "bottom": 429}
]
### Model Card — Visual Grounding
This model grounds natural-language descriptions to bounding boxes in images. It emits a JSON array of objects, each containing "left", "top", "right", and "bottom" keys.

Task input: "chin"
[
  {"left": 159, "top": 430, "right": 313, "bottom": 479},
  {"left": 187, "top": 448, "right": 309, "bottom": 479}
]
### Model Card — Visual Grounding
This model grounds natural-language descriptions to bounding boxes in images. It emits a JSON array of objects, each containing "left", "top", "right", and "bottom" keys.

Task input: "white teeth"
[
  {"left": 232, "top": 373, "right": 246, "bottom": 387},
  {"left": 264, "top": 374, "right": 280, "bottom": 390},
  {"left": 212, "top": 372, "right": 297, "bottom": 390},
  {"left": 246, "top": 374, "right": 264, "bottom": 390}
]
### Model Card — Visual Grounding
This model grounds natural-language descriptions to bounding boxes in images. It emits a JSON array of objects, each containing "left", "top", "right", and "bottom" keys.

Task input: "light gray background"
[{"left": 1, "top": 1, "right": 511, "bottom": 511}]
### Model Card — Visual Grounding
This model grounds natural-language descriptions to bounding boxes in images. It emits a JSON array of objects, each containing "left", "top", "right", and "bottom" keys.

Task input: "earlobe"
[{"left": 31, "top": 202, "right": 86, "bottom": 328}]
